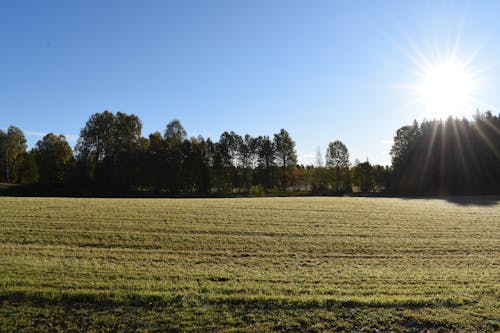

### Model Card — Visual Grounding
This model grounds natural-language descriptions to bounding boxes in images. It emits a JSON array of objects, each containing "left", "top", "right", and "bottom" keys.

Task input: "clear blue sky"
[{"left": 2, "top": 0, "right": 500, "bottom": 165}]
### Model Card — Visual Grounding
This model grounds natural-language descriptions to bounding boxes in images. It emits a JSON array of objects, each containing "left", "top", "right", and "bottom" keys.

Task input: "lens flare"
[{"left": 414, "top": 56, "right": 482, "bottom": 118}]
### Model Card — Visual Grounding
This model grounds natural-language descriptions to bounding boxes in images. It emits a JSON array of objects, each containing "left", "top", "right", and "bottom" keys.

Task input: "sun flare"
[{"left": 416, "top": 58, "right": 478, "bottom": 118}]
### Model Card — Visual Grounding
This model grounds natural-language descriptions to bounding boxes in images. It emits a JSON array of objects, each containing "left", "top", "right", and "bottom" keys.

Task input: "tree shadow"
[
  {"left": 440, "top": 195, "right": 500, "bottom": 206},
  {"left": 397, "top": 195, "right": 500, "bottom": 206}
]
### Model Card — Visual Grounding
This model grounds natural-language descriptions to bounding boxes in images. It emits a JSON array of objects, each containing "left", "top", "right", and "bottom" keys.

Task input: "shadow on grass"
[
  {"left": 0, "top": 291, "right": 486, "bottom": 332},
  {"left": 2, "top": 183, "right": 499, "bottom": 206},
  {"left": 0, "top": 290, "right": 472, "bottom": 310},
  {"left": 346, "top": 192, "right": 500, "bottom": 206},
  {"left": 399, "top": 195, "right": 500, "bottom": 206},
  {"left": 440, "top": 195, "right": 500, "bottom": 206}
]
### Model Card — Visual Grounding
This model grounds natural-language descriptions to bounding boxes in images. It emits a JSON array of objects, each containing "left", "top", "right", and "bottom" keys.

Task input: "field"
[{"left": 0, "top": 197, "right": 499, "bottom": 332}]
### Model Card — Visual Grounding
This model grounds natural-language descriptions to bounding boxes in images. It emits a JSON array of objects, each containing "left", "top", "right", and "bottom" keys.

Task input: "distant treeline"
[
  {"left": 0, "top": 110, "right": 499, "bottom": 196},
  {"left": 391, "top": 112, "right": 500, "bottom": 194}
]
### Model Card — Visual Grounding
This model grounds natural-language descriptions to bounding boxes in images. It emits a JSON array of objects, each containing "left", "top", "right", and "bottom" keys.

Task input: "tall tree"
[
  {"left": 238, "top": 134, "right": 258, "bottom": 191},
  {"left": 75, "top": 110, "right": 143, "bottom": 191},
  {"left": 145, "top": 131, "right": 164, "bottom": 190},
  {"left": 211, "top": 131, "right": 242, "bottom": 192},
  {"left": 164, "top": 119, "right": 187, "bottom": 193},
  {"left": 164, "top": 119, "right": 187, "bottom": 144},
  {"left": 0, "top": 126, "right": 27, "bottom": 183},
  {"left": 325, "top": 140, "right": 350, "bottom": 193},
  {"left": 0, "top": 129, "right": 6, "bottom": 182},
  {"left": 389, "top": 120, "right": 421, "bottom": 193},
  {"left": 183, "top": 135, "right": 211, "bottom": 193},
  {"left": 252, "top": 136, "right": 275, "bottom": 190},
  {"left": 273, "top": 129, "right": 297, "bottom": 191},
  {"left": 114, "top": 112, "right": 143, "bottom": 152},
  {"left": 34, "top": 133, "right": 73, "bottom": 186},
  {"left": 314, "top": 146, "right": 323, "bottom": 167},
  {"left": 113, "top": 113, "right": 143, "bottom": 190},
  {"left": 389, "top": 113, "right": 500, "bottom": 194},
  {"left": 352, "top": 160, "right": 375, "bottom": 192},
  {"left": 17, "top": 150, "right": 39, "bottom": 184},
  {"left": 75, "top": 111, "right": 116, "bottom": 162}
]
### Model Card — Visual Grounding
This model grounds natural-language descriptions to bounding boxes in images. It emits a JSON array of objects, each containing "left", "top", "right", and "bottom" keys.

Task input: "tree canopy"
[
  {"left": 326, "top": 140, "right": 350, "bottom": 193},
  {"left": 34, "top": 134, "right": 73, "bottom": 186},
  {"left": 1, "top": 110, "right": 499, "bottom": 196}
]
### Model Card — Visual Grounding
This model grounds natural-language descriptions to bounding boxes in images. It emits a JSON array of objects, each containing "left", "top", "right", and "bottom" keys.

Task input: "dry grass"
[{"left": 0, "top": 196, "right": 499, "bottom": 331}]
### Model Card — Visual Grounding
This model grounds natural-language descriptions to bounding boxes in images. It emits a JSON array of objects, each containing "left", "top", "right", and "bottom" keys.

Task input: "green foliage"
[
  {"left": 3, "top": 110, "right": 499, "bottom": 195},
  {"left": 389, "top": 113, "right": 500, "bottom": 194},
  {"left": 326, "top": 140, "right": 351, "bottom": 193},
  {"left": 0, "top": 197, "right": 498, "bottom": 331},
  {"left": 352, "top": 160, "right": 375, "bottom": 192},
  {"left": 164, "top": 119, "right": 187, "bottom": 144},
  {"left": 16, "top": 151, "right": 39, "bottom": 184},
  {"left": 34, "top": 133, "right": 73, "bottom": 186},
  {"left": 249, "top": 184, "right": 264, "bottom": 196},
  {"left": 303, "top": 166, "right": 329, "bottom": 193},
  {"left": 273, "top": 129, "right": 298, "bottom": 191},
  {"left": 0, "top": 126, "right": 27, "bottom": 183},
  {"left": 73, "top": 110, "right": 144, "bottom": 192}
]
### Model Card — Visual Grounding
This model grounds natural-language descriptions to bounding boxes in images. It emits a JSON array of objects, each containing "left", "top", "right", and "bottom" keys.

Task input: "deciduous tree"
[
  {"left": 35, "top": 133, "right": 73, "bottom": 186},
  {"left": 325, "top": 140, "right": 350, "bottom": 193},
  {"left": 273, "top": 129, "right": 297, "bottom": 191}
]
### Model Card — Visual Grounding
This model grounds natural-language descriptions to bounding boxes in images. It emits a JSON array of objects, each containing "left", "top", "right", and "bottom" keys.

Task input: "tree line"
[
  {"left": 390, "top": 111, "right": 500, "bottom": 194},
  {"left": 1, "top": 110, "right": 499, "bottom": 195}
]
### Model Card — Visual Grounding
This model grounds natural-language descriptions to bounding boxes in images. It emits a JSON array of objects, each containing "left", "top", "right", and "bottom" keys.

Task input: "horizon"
[{"left": 2, "top": 1, "right": 500, "bottom": 165}]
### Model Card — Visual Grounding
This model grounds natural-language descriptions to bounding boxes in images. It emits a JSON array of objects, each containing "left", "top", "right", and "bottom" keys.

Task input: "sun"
[{"left": 416, "top": 58, "right": 478, "bottom": 118}]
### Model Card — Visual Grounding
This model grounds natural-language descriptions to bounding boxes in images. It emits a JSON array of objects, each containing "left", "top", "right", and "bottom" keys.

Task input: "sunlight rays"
[
  {"left": 473, "top": 118, "right": 500, "bottom": 160},
  {"left": 396, "top": 30, "right": 493, "bottom": 119},
  {"left": 412, "top": 55, "right": 483, "bottom": 118},
  {"left": 419, "top": 121, "right": 439, "bottom": 186},
  {"left": 397, "top": 33, "right": 499, "bottom": 193},
  {"left": 450, "top": 119, "right": 468, "bottom": 179},
  {"left": 417, "top": 59, "right": 476, "bottom": 117}
]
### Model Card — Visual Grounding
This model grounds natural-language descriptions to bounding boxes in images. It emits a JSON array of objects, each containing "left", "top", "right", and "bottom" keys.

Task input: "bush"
[{"left": 250, "top": 185, "right": 264, "bottom": 196}]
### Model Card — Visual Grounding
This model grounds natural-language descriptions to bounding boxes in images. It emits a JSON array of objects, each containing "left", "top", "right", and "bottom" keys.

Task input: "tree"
[
  {"left": 3, "top": 111, "right": 498, "bottom": 195},
  {"left": 75, "top": 111, "right": 116, "bottom": 162},
  {"left": 305, "top": 165, "right": 329, "bottom": 193},
  {"left": 75, "top": 111, "right": 143, "bottom": 192},
  {"left": 145, "top": 131, "right": 164, "bottom": 190},
  {"left": 256, "top": 136, "right": 274, "bottom": 169},
  {"left": 17, "top": 151, "right": 39, "bottom": 184},
  {"left": 218, "top": 131, "right": 242, "bottom": 167},
  {"left": 238, "top": 134, "right": 258, "bottom": 191},
  {"left": 183, "top": 135, "right": 211, "bottom": 193},
  {"left": 390, "top": 120, "right": 420, "bottom": 170},
  {"left": 164, "top": 119, "right": 187, "bottom": 145},
  {"left": 114, "top": 112, "right": 143, "bottom": 152},
  {"left": 253, "top": 136, "right": 275, "bottom": 190},
  {"left": 314, "top": 146, "right": 323, "bottom": 167},
  {"left": 164, "top": 120, "right": 188, "bottom": 193},
  {"left": 211, "top": 131, "right": 242, "bottom": 192},
  {"left": 0, "top": 126, "right": 27, "bottom": 183},
  {"left": 309, "top": 147, "right": 328, "bottom": 193},
  {"left": 113, "top": 112, "right": 143, "bottom": 191},
  {"left": 352, "top": 160, "right": 375, "bottom": 192},
  {"left": 34, "top": 133, "right": 73, "bottom": 186},
  {"left": 325, "top": 140, "right": 350, "bottom": 193},
  {"left": 389, "top": 120, "right": 421, "bottom": 192},
  {"left": 273, "top": 129, "right": 297, "bottom": 191},
  {"left": 388, "top": 113, "right": 500, "bottom": 194},
  {"left": 0, "top": 129, "right": 6, "bottom": 182}
]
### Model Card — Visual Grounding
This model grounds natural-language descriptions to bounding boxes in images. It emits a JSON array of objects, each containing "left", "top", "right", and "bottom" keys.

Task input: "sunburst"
[{"left": 407, "top": 45, "right": 487, "bottom": 118}]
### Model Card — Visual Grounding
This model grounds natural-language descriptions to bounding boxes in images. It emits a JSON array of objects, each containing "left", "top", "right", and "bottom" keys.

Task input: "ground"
[{"left": 0, "top": 196, "right": 499, "bottom": 332}]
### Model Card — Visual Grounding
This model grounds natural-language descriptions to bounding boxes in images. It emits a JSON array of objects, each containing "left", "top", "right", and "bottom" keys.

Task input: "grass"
[{"left": 0, "top": 196, "right": 499, "bottom": 332}]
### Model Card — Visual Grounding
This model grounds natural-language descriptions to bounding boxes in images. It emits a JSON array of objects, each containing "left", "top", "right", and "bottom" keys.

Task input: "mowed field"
[{"left": 0, "top": 197, "right": 499, "bottom": 332}]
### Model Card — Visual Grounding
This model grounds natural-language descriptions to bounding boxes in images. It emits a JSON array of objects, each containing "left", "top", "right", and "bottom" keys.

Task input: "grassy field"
[{"left": 0, "top": 196, "right": 499, "bottom": 332}]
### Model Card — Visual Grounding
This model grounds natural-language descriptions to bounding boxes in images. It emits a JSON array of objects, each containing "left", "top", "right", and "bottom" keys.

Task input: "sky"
[{"left": 1, "top": 0, "right": 500, "bottom": 165}]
